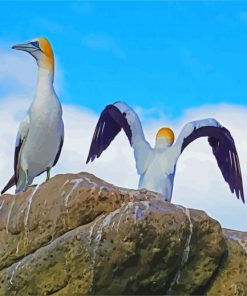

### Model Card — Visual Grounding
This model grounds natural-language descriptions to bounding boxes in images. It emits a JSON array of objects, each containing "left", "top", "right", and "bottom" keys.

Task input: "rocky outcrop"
[
  {"left": 0, "top": 172, "right": 245, "bottom": 295},
  {"left": 208, "top": 229, "right": 247, "bottom": 296}
]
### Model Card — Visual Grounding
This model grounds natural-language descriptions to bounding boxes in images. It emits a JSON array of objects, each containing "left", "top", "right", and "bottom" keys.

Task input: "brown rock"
[
  {"left": 0, "top": 172, "right": 238, "bottom": 295},
  {"left": 208, "top": 229, "right": 247, "bottom": 296},
  {"left": 0, "top": 173, "right": 160, "bottom": 270}
]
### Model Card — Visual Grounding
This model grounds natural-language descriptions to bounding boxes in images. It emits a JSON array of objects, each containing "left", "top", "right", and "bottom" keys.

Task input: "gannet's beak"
[{"left": 12, "top": 41, "right": 41, "bottom": 53}]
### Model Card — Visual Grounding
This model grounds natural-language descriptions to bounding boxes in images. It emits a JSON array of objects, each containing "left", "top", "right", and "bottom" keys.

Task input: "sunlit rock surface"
[{"left": 0, "top": 172, "right": 245, "bottom": 295}]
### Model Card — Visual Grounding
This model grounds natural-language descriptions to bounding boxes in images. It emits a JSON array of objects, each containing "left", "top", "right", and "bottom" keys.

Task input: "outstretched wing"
[
  {"left": 86, "top": 101, "right": 153, "bottom": 174},
  {"left": 1, "top": 115, "right": 30, "bottom": 194},
  {"left": 86, "top": 103, "right": 131, "bottom": 163},
  {"left": 175, "top": 118, "right": 244, "bottom": 203}
]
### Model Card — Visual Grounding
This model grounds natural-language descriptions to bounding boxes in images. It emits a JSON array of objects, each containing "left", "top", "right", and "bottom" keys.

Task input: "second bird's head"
[
  {"left": 155, "top": 127, "right": 175, "bottom": 148},
  {"left": 12, "top": 37, "right": 54, "bottom": 71}
]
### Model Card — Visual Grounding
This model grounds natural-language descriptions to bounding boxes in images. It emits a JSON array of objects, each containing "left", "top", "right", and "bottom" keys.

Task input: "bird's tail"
[
  {"left": 15, "top": 170, "right": 29, "bottom": 194},
  {"left": 1, "top": 175, "right": 15, "bottom": 195}
]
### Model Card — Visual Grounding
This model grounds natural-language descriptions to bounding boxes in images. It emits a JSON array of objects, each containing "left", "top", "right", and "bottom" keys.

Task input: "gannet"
[
  {"left": 86, "top": 101, "right": 245, "bottom": 203},
  {"left": 1, "top": 37, "right": 64, "bottom": 194}
]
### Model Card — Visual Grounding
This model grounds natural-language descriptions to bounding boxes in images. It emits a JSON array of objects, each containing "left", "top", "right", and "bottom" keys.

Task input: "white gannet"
[
  {"left": 86, "top": 101, "right": 245, "bottom": 203},
  {"left": 1, "top": 37, "right": 64, "bottom": 194}
]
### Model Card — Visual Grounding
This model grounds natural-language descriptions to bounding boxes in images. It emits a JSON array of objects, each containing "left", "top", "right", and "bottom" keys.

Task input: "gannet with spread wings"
[{"left": 86, "top": 101, "right": 244, "bottom": 203}]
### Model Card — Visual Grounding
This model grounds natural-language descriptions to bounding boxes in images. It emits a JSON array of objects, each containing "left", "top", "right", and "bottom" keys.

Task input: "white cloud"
[
  {"left": 0, "top": 47, "right": 246, "bottom": 232},
  {"left": 0, "top": 96, "right": 246, "bottom": 231},
  {"left": 0, "top": 48, "right": 36, "bottom": 93},
  {"left": 0, "top": 41, "right": 63, "bottom": 95}
]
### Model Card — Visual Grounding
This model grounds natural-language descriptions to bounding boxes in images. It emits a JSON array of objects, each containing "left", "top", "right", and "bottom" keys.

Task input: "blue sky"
[{"left": 1, "top": 1, "right": 247, "bottom": 118}]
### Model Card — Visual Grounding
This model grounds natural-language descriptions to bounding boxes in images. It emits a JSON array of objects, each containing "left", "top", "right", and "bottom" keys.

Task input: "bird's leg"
[
  {"left": 24, "top": 170, "right": 29, "bottom": 186},
  {"left": 46, "top": 168, "right": 51, "bottom": 182}
]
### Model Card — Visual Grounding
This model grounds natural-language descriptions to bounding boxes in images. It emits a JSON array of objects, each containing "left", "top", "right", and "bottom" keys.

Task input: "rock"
[
  {"left": 0, "top": 172, "right": 244, "bottom": 295},
  {"left": 208, "top": 229, "right": 247, "bottom": 296}
]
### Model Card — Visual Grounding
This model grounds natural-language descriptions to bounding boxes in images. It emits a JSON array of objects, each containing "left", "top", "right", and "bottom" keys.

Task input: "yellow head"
[
  {"left": 36, "top": 37, "right": 54, "bottom": 71},
  {"left": 156, "top": 127, "right": 175, "bottom": 147},
  {"left": 12, "top": 37, "right": 54, "bottom": 72}
]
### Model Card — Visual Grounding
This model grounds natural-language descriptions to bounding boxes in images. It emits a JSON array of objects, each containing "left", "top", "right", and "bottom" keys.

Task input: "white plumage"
[
  {"left": 1, "top": 37, "right": 64, "bottom": 194},
  {"left": 87, "top": 101, "right": 244, "bottom": 203}
]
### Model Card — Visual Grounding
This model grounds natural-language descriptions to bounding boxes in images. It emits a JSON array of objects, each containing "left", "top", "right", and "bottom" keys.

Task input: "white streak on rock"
[
  {"left": 168, "top": 207, "right": 193, "bottom": 292},
  {"left": 95, "top": 208, "right": 121, "bottom": 243},
  {"left": 97, "top": 186, "right": 105, "bottom": 197},
  {"left": 23, "top": 186, "right": 39, "bottom": 248},
  {"left": 8, "top": 255, "right": 30, "bottom": 287},
  {"left": 237, "top": 240, "right": 247, "bottom": 255},
  {"left": 140, "top": 200, "right": 150, "bottom": 208},
  {"left": 16, "top": 241, "right": 20, "bottom": 255},
  {"left": 116, "top": 202, "right": 133, "bottom": 230},
  {"left": 6, "top": 197, "right": 16, "bottom": 234},
  {"left": 121, "top": 201, "right": 150, "bottom": 225},
  {"left": 225, "top": 231, "right": 247, "bottom": 255},
  {"left": 60, "top": 179, "right": 70, "bottom": 197},
  {"left": 123, "top": 202, "right": 134, "bottom": 213},
  {"left": 88, "top": 215, "right": 103, "bottom": 245},
  {"left": 83, "top": 177, "right": 98, "bottom": 188},
  {"left": 0, "top": 200, "right": 5, "bottom": 212},
  {"left": 181, "top": 208, "right": 193, "bottom": 265},
  {"left": 118, "top": 189, "right": 135, "bottom": 200},
  {"left": 116, "top": 210, "right": 125, "bottom": 232},
  {"left": 24, "top": 185, "right": 39, "bottom": 229},
  {"left": 64, "top": 178, "right": 84, "bottom": 207},
  {"left": 89, "top": 208, "right": 121, "bottom": 291},
  {"left": 89, "top": 201, "right": 151, "bottom": 290},
  {"left": 9, "top": 261, "right": 22, "bottom": 286},
  {"left": 134, "top": 204, "right": 139, "bottom": 223},
  {"left": 136, "top": 201, "right": 150, "bottom": 221}
]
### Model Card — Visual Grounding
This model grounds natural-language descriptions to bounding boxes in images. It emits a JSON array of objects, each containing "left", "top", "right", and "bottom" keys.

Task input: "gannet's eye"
[{"left": 30, "top": 41, "right": 40, "bottom": 49}]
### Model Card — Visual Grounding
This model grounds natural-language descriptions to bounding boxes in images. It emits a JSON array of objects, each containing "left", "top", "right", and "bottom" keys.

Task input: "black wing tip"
[
  {"left": 86, "top": 145, "right": 103, "bottom": 164},
  {"left": 86, "top": 155, "right": 93, "bottom": 164},
  {"left": 240, "top": 192, "right": 245, "bottom": 204},
  {"left": 234, "top": 191, "right": 245, "bottom": 204},
  {"left": 1, "top": 175, "right": 15, "bottom": 195},
  {"left": 232, "top": 178, "right": 245, "bottom": 204},
  {"left": 86, "top": 102, "right": 132, "bottom": 166},
  {"left": 1, "top": 188, "right": 8, "bottom": 195},
  {"left": 209, "top": 127, "right": 244, "bottom": 205}
]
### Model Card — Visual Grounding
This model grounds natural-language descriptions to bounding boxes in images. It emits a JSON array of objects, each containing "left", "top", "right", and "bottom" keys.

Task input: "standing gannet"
[
  {"left": 86, "top": 101, "right": 245, "bottom": 203},
  {"left": 1, "top": 37, "right": 64, "bottom": 194}
]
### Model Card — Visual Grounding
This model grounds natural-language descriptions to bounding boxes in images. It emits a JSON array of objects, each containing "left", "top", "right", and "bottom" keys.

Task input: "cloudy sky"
[{"left": 0, "top": 1, "right": 246, "bottom": 231}]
